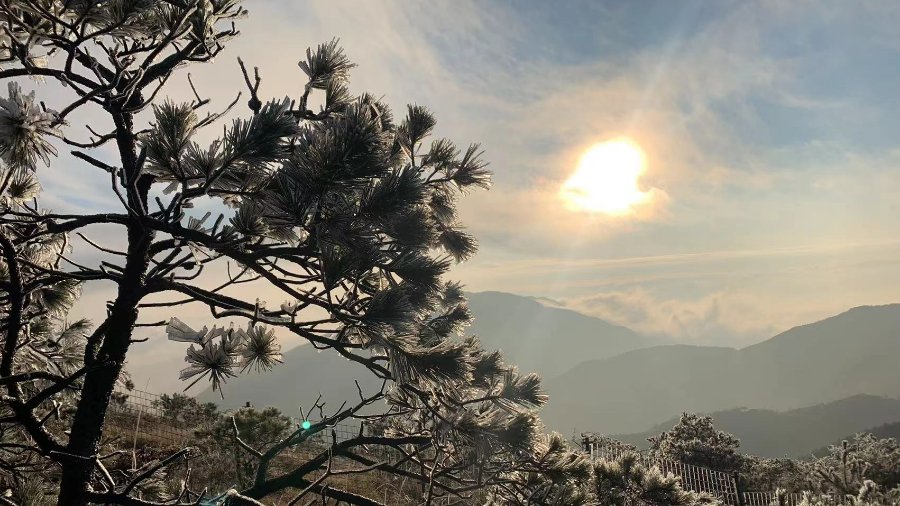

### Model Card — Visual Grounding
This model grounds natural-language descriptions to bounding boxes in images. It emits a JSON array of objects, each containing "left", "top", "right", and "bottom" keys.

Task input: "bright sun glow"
[{"left": 561, "top": 138, "right": 651, "bottom": 215}]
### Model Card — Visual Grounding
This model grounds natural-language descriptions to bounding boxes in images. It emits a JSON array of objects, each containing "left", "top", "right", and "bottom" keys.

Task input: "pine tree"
[
  {"left": 592, "top": 453, "right": 717, "bottom": 506},
  {"left": 0, "top": 2, "right": 551, "bottom": 505},
  {"left": 648, "top": 413, "right": 745, "bottom": 473},
  {"left": 806, "top": 435, "right": 900, "bottom": 502},
  {"left": 487, "top": 433, "right": 594, "bottom": 506}
]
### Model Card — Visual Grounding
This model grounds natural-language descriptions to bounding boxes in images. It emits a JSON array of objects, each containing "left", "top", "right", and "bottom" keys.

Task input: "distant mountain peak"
[
  {"left": 742, "top": 301, "right": 900, "bottom": 352},
  {"left": 611, "top": 395, "right": 900, "bottom": 458},
  {"left": 464, "top": 291, "right": 653, "bottom": 379},
  {"left": 544, "top": 302, "right": 900, "bottom": 435},
  {"left": 466, "top": 291, "right": 642, "bottom": 333}
]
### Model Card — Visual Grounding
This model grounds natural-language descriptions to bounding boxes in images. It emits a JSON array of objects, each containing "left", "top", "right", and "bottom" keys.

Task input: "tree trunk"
[
  {"left": 57, "top": 223, "right": 153, "bottom": 505},
  {"left": 57, "top": 109, "right": 154, "bottom": 506}
]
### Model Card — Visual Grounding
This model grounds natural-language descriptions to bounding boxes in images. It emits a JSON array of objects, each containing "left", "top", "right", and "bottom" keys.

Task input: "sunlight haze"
[
  {"left": 84, "top": 0, "right": 900, "bottom": 391},
  {"left": 561, "top": 138, "right": 652, "bottom": 214},
  {"left": 4, "top": 1, "right": 900, "bottom": 503}
]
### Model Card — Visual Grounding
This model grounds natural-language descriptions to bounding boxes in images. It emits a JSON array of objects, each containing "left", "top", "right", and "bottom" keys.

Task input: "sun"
[{"left": 561, "top": 138, "right": 651, "bottom": 215}]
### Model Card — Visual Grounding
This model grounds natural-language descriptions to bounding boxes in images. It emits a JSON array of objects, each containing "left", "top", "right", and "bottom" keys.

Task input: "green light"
[{"left": 301, "top": 420, "right": 311, "bottom": 430}]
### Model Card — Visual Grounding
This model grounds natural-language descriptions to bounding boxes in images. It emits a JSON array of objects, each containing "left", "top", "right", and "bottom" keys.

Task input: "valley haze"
[{"left": 192, "top": 291, "right": 900, "bottom": 453}]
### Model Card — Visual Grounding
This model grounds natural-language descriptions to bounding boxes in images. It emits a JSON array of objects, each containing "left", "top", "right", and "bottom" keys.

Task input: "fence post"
[{"left": 733, "top": 471, "right": 745, "bottom": 506}]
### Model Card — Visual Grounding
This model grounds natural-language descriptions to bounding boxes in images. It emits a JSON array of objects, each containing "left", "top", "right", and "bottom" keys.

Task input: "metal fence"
[
  {"left": 106, "top": 388, "right": 367, "bottom": 449},
  {"left": 742, "top": 491, "right": 841, "bottom": 506},
  {"left": 288, "top": 417, "right": 362, "bottom": 446},
  {"left": 107, "top": 388, "right": 194, "bottom": 446},
  {"left": 656, "top": 458, "right": 739, "bottom": 503},
  {"left": 109, "top": 387, "right": 177, "bottom": 419},
  {"left": 587, "top": 443, "right": 740, "bottom": 505},
  {"left": 585, "top": 443, "right": 845, "bottom": 506},
  {"left": 743, "top": 491, "right": 800, "bottom": 506}
]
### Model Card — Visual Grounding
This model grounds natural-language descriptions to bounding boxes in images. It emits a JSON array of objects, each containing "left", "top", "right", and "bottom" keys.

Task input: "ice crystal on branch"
[
  {"left": 0, "top": 2, "right": 579, "bottom": 504},
  {"left": 0, "top": 82, "right": 59, "bottom": 171}
]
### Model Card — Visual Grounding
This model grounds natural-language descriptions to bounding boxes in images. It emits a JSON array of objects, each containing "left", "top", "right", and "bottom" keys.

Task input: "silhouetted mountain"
[
  {"left": 199, "top": 291, "right": 653, "bottom": 412},
  {"left": 611, "top": 395, "right": 900, "bottom": 458},
  {"left": 465, "top": 291, "right": 655, "bottom": 378},
  {"left": 544, "top": 304, "right": 900, "bottom": 434}
]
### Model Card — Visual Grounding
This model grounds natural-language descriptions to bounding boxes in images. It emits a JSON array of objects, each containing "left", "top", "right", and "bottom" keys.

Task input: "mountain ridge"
[
  {"left": 198, "top": 293, "right": 900, "bottom": 444},
  {"left": 544, "top": 303, "right": 900, "bottom": 434},
  {"left": 463, "top": 291, "right": 657, "bottom": 378},
  {"left": 610, "top": 394, "right": 900, "bottom": 458}
]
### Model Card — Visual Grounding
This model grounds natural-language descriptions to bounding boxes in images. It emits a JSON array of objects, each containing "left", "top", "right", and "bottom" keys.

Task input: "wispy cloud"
[
  {"left": 455, "top": 240, "right": 900, "bottom": 346},
  {"left": 27, "top": 1, "right": 900, "bottom": 389}
]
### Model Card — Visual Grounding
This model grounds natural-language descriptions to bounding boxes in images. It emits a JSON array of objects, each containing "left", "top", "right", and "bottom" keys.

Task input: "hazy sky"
[{"left": 34, "top": 1, "right": 900, "bottom": 391}]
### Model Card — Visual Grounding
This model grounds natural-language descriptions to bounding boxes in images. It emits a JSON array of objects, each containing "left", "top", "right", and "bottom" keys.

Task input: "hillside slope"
[
  {"left": 611, "top": 395, "right": 900, "bottom": 458},
  {"left": 545, "top": 304, "right": 900, "bottom": 434}
]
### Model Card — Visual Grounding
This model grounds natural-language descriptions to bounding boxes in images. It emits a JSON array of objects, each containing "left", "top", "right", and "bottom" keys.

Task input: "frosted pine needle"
[
  {"left": 0, "top": 82, "right": 59, "bottom": 170},
  {"left": 240, "top": 324, "right": 282, "bottom": 373}
]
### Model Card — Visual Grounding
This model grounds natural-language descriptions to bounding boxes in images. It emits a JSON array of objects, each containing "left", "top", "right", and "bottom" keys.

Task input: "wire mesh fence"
[
  {"left": 106, "top": 388, "right": 195, "bottom": 446},
  {"left": 106, "top": 388, "right": 371, "bottom": 451},
  {"left": 109, "top": 388, "right": 167, "bottom": 417},
  {"left": 289, "top": 417, "right": 362, "bottom": 446}
]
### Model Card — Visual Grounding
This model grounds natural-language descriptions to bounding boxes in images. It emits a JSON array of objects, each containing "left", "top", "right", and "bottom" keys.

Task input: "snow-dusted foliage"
[
  {"left": 0, "top": 2, "right": 571, "bottom": 505},
  {"left": 649, "top": 413, "right": 744, "bottom": 473}
]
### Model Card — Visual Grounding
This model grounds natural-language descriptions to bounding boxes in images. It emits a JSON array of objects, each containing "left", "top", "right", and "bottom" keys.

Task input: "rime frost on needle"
[
  {"left": 180, "top": 337, "right": 237, "bottom": 394},
  {"left": 169, "top": 318, "right": 282, "bottom": 392},
  {"left": 0, "top": 82, "right": 60, "bottom": 170},
  {"left": 240, "top": 324, "right": 283, "bottom": 373},
  {"left": 166, "top": 317, "right": 226, "bottom": 344}
]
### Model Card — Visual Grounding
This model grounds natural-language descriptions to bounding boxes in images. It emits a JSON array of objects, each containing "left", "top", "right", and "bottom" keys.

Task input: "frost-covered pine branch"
[{"left": 0, "top": 1, "right": 567, "bottom": 504}]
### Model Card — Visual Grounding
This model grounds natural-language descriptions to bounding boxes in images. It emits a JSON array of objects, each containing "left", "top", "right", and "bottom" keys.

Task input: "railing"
[
  {"left": 656, "top": 458, "right": 739, "bottom": 503},
  {"left": 587, "top": 443, "right": 740, "bottom": 505},
  {"left": 742, "top": 491, "right": 840, "bottom": 506},
  {"left": 743, "top": 491, "right": 795, "bottom": 506},
  {"left": 586, "top": 443, "right": 843, "bottom": 506}
]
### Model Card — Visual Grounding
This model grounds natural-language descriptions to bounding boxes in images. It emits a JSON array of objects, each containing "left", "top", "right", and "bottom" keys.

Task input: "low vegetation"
[
  {"left": 0, "top": 1, "right": 896, "bottom": 505},
  {"left": 588, "top": 413, "right": 900, "bottom": 505}
]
